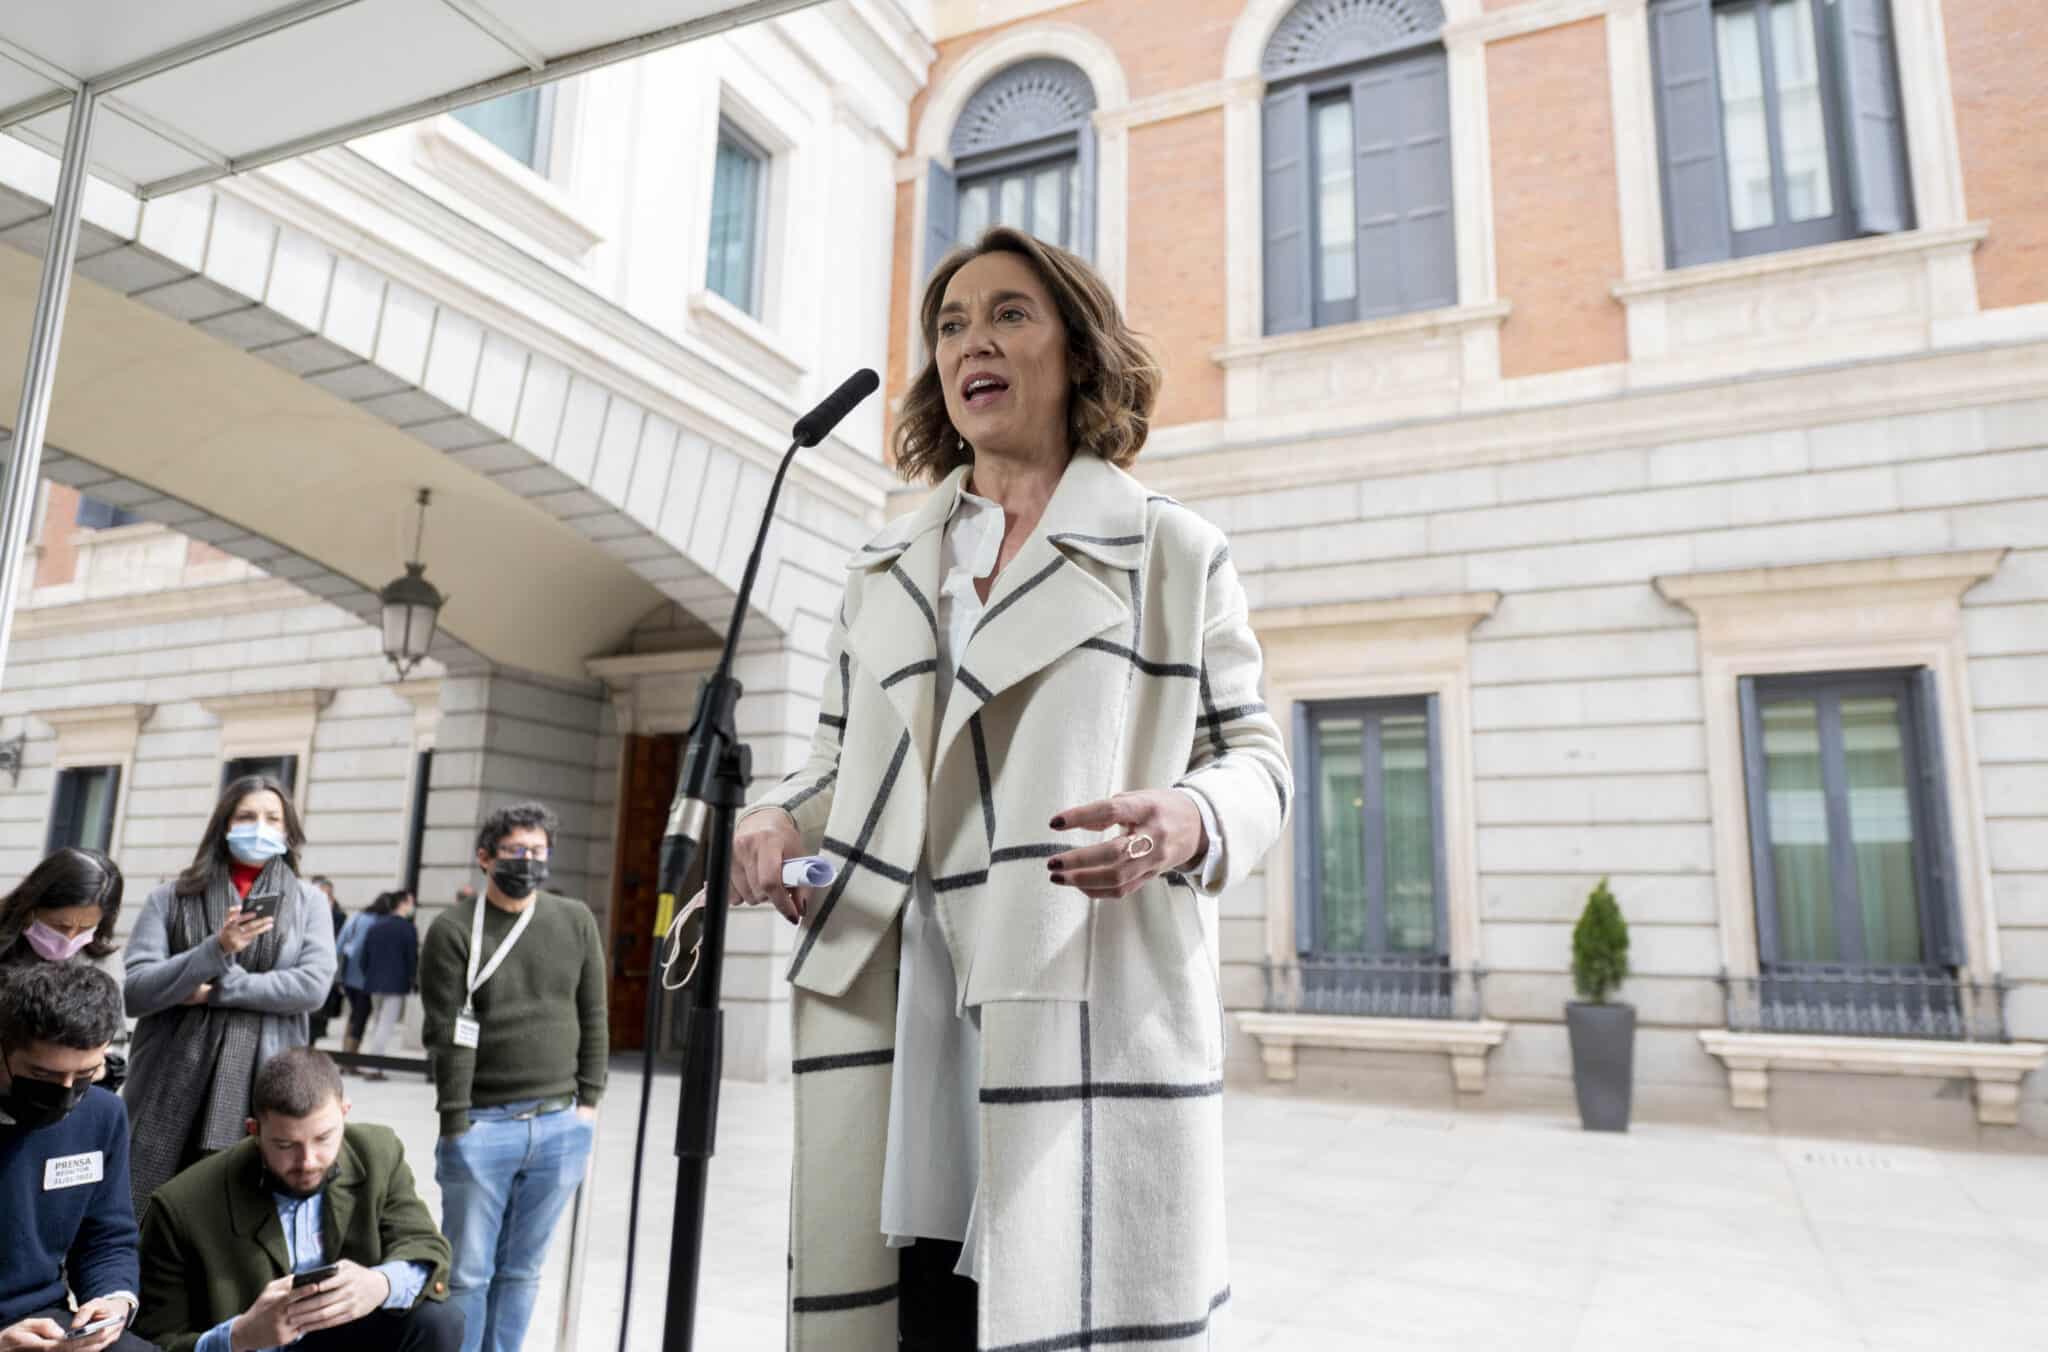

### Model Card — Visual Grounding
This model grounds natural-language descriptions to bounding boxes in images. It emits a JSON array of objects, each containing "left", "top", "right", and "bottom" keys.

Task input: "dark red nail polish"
[
  {"left": 1050, "top": 816, "right": 1066, "bottom": 829},
  {"left": 1050, "top": 872, "right": 1065, "bottom": 885}
]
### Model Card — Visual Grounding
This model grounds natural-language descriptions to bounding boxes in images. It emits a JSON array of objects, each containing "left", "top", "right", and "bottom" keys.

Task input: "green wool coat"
[{"left": 133, "top": 1123, "right": 451, "bottom": 1352}]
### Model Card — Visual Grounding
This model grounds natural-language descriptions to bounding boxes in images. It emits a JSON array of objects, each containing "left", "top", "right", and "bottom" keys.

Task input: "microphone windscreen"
[{"left": 791, "top": 368, "right": 881, "bottom": 446}]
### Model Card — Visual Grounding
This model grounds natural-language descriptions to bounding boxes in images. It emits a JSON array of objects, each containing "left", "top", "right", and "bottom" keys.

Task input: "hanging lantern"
[{"left": 379, "top": 488, "right": 444, "bottom": 679}]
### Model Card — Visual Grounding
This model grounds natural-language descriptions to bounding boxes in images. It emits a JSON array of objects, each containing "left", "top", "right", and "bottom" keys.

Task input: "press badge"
[
  {"left": 45, "top": 1150, "right": 104, "bottom": 1190},
  {"left": 453, "top": 1009, "right": 481, "bottom": 1049}
]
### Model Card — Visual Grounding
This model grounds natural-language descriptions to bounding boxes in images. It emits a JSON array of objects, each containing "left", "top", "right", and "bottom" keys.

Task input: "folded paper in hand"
[{"left": 781, "top": 856, "right": 837, "bottom": 888}]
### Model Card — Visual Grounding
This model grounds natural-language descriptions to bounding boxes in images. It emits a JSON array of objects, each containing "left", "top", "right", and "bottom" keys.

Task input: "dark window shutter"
[
  {"left": 1911, "top": 668, "right": 1965, "bottom": 966},
  {"left": 75, "top": 496, "right": 118, "bottom": 529},
  {"left": 1649, "top": 0, "right": 1735, "bottom": 267},
  {"left": 1737, "top": 676, "right": 1782, "bottom": 966},
  {"left": 1292, "top": 701, "right": 1317, "bottom": 957},
  {"left": 1829, "top": 0, "right": 1914, "bottom": 236},
  {"left": 47, "top": 769, "right": 81, "bottom": 853},
  {"left": 1074, "top": 120, "right": 1097, "bottom": 261},
  {"left": 924, "top": 159, "right": 958, "bottom": 280},
  {"left": 1262, "top": 84, "right": 1314, "bottom": 335},
  {"left": 1352, "top": 48, "right": 1456, "bottom": 319}
]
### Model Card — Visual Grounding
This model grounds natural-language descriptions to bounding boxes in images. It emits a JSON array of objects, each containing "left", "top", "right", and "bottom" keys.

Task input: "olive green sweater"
[{"left": 420, "top": 891, "right": 609, "bottom": 1137}]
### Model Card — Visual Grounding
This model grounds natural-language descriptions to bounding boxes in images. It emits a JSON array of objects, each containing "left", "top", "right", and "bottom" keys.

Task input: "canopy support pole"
[{"left": 0, "top": 85, "right": 97, "bottom": 691}]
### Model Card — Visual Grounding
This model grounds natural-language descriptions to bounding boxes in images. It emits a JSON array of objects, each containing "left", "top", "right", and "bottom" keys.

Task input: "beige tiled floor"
[{"left": 342, "top": 1063, "right": 2048, "bottom": 1350}]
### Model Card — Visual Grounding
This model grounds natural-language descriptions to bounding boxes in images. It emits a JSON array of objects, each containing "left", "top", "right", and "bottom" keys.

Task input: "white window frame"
[
  {"left": 201, "top": 689, "right": 334, "bottom": 817},
  {"left": 689, "top": 86, "right": 802, "bottom": 385},
  {"left": 1654, "top": 549, "right": 2006, "bottom": 986},
  {"left": 38, "top": 704, "right": 152, "bottom": 859}
]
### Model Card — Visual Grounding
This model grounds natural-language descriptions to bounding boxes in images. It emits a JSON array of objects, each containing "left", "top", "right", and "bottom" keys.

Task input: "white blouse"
[{"left": 876, "top": 478, "right": 1224, "bottom": 1276}]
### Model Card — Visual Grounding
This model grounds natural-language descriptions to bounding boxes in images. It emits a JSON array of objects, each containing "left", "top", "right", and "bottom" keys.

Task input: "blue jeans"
[{"left": 436, "top": 1102, "right": 594, "bottom": 1352}]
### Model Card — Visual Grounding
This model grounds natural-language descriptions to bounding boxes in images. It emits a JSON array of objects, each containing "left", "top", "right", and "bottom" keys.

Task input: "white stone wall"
[
  {"left": 0, "top": 593, "right": 423, "bottom": 927},
  {"left": 1190, "top": 395, "right": 2048, "bottom": 1117}
]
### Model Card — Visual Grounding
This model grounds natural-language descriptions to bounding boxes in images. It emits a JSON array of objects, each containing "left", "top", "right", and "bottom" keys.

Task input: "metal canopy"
[
  {"left": 0, "top": 0, "right": 820, "bottom": 199},
  {"left": 0, "top": 0, "right": 823, "bottom": 693}
]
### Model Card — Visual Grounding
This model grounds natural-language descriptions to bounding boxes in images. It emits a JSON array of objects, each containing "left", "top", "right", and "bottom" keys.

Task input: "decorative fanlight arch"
[
  {"left": 1260, "top": 0, "right": 1448, "bottom": 80},
  {"left": 949, "top": 58, "right": 1098, "bottom": 159}
]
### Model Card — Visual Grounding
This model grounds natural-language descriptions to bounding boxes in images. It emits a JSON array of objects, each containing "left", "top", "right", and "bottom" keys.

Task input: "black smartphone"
[
  {"left": 240, "top": 893, "right": 280, "bottom": 922},
  {"left": 291, "top": 1263, "right": 340, "bottom": 1290}
]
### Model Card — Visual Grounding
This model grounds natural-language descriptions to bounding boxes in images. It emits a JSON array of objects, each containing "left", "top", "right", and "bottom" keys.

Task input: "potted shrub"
[{"left": 1566, "top": 878, "right": 1634, "bottom": 1132}]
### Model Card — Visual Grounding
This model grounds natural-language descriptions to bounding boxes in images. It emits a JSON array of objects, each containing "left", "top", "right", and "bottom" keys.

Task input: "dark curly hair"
[
  {"left": 474, "top": 801, "right": 559, "bottom": 859},
  {"left": 0, "top": 848, "right": 123, "bottom": 963},
  {"left": 892, "top": 226, "right": 1161, "bottom": 483},
  {"left": 0, "top": 959, "right": 123, "bottom": 1050}
]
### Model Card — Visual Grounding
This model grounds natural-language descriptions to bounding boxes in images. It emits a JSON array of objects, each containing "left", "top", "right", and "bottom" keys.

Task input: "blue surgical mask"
[{"left": 226, "top": 823, "right": 289, "bottom": 866}]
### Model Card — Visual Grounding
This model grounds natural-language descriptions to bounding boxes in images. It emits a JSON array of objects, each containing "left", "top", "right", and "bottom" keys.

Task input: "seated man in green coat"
[{"left": 134, "top": 1048, "right": 460, "bottom": 1352}]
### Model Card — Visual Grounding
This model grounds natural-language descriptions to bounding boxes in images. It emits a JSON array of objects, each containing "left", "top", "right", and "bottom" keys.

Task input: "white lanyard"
[{"left": 464, "top": 893, "right": 537, "bottom": 1012}]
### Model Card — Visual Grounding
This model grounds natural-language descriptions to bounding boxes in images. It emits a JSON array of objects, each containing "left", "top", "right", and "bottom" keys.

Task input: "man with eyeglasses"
[{"left": 418, "top": 803, "right": 607, "bottom": 1352}]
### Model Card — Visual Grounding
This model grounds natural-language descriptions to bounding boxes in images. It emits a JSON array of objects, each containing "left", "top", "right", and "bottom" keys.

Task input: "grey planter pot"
[{"left": 1566, "top": 1001, "right": 1636, "bottom": 1132}]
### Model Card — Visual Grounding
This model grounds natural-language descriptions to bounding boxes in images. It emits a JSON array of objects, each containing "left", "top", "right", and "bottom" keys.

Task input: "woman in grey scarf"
[{"left": 121, "top": 774, "right": 337, "bottom": 1213}]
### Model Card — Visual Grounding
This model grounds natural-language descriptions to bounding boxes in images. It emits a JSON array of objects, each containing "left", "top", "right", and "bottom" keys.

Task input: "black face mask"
[
  {"left": 490, "top": 857, "right": 549, "bottom": 899},
  {"left": 0, "top": 1071, "right": 90, "bottom": 1132}
]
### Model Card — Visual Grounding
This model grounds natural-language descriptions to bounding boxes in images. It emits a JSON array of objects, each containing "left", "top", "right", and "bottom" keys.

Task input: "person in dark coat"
[
  {"left": 306, "top": 877, "right": 345, "bottom": 1044},
  {"left": 133, "top": 1048, "right": 458, "bottom": 1352},
  {"left": 356, "top": 893, "right": 419, "bottom": 1081}
]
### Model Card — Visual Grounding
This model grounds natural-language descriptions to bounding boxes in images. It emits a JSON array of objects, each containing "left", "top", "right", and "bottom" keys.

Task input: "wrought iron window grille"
[
  {"left": 1264, "top": 955, "right": 1485, "bottom": 1020},
  {"left": 1719, "top": 966, "right": 2010, "bottom": 1043}
]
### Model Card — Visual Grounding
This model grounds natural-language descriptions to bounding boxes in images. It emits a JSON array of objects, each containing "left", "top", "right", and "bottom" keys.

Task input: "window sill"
[
  {"left": 413, "top": 118, "right": 603, "bottom": 262},
  {"left": 1211, "top": 301, "right": 1510, "bottom": 435},
  {"left": 1611, "top": 223, "right": 1989, "bottom": 299},
  {"left": 1697, "top": 1029, "right": 2047, "bottom": 1127},
  {"left": 687, "top": 289, "right": 805, "bottom": 388},
  {"left": 1611, "top": 224, "right": 1990, "bottom": 384},
  {"left": 1236, "top": 1011, "right": 1511, "bottom": 1094}
]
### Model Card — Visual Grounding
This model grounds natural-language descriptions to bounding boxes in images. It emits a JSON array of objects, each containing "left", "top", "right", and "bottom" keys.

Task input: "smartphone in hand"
[
  {"left": 241, "top": 893, "right": 282, "bottom": 922},
  {"left": 291, "top": 1263, "right": 340, "bottom": 1290},
  {"left": 64, "top": 1314, "right": 123, "bottom": 1340}
]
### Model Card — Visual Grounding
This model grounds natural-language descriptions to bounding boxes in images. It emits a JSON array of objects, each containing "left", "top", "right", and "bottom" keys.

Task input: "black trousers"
[
  {"left": 898, "top": 1239, "right": 978, "bottom": 1351},
  {"left": 295, "top": 1300, "right": 464, "bottom": 1352},
  {"left": 344, "top": 988, "right": 373, "bottom": 1041}
]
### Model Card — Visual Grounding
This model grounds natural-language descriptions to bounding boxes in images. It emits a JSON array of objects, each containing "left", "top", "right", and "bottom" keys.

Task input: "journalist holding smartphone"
[
  {"left": 0, "top": 963, "right": 151, "bottom": 1352},
  {"left": 132, "top": 1048, "right": 458, "bottom": 1352},
  {"left": 121, "top": 776, "right": 338, "bottom": 1213}
]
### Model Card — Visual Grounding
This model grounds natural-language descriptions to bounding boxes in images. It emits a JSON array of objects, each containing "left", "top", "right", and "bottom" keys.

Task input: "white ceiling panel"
[
  {"left": 0, "top": 52, "right": 64, "bottom": 110},
  {"left": 0, "top": 0, "right": 818, "bottom": 196},
  {"left": 116, "top": 0, "right": 514, "bottom": 164},
  {"left": 474, "top": 0, "right": 748, "bottom": 57},
  {"left": 0, "top": 0, "right": 292, "bottom": 83},
  {"left": 18, "top": 106, "right": 218, "bottom": 193}
]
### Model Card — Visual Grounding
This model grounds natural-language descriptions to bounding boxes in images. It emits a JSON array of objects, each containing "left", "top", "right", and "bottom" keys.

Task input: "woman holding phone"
[{"left": 121, "top": 775, "right": 337, "bottom": 1213}]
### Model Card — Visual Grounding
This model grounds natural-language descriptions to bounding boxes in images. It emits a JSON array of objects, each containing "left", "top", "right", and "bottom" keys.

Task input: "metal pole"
[
  {"left": 0, "top": 85, "right": 97, "bottom": 692},
  {"left": 556, "top": 1138, "right": 602, "bottom": 1351}
]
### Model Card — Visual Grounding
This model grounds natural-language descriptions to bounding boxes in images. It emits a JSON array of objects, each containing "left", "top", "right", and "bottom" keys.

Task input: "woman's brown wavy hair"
[{"left": 892, "top": 227, "right": 1161, "bottom": 484}]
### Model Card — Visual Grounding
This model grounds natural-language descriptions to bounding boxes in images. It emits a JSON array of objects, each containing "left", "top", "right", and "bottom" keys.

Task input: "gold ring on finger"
[{"left": 1124, "top": 832, "right": 1157, "bottom": 860}]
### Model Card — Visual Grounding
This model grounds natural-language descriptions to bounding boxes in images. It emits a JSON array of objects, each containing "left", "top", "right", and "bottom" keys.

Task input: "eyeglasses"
[{"left": 494, "top": 846, "right": 550, "bottom": 861}]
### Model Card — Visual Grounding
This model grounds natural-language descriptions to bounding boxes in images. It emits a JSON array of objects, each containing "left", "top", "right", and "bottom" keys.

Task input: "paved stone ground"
[{"left": 340, "top": 1060, "right": 2048, "bottom": 1350}]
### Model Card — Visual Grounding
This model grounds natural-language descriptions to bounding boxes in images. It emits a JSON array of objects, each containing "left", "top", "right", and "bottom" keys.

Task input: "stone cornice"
[
  {"left": 1654, "top": 549, "right": 2009, "bottom": 609},
  {"left": 1253, "top": 590, "right": 1502, "bottom": 634}
]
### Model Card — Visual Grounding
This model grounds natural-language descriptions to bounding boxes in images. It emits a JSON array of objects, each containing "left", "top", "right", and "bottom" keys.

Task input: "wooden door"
[{"left": 608, "top": 733, "right": 685, "bottom": 1051}]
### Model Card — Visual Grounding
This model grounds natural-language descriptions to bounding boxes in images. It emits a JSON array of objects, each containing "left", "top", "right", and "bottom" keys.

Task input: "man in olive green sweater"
[{"left": 419, "top": 802, "right": 608, "bottom": 1352}]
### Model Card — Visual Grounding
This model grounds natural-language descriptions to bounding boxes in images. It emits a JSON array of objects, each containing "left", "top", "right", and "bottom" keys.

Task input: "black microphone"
[{"left": 791, "top": 367, "right": 880, "bottom": 447}]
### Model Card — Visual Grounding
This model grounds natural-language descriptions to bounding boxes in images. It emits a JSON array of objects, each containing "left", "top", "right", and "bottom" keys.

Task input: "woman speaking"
[{"left": 731, "top": 226, "right": 1288, "bottom": 1350}]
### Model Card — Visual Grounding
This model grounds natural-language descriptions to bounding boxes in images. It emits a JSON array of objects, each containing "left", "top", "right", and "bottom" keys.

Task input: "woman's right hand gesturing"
[
  {"left": 730, "top": 810, "right": 810, "bottom": 926},
  {"left": 215, "top": 906, "right": 274, "bottom": 956}
]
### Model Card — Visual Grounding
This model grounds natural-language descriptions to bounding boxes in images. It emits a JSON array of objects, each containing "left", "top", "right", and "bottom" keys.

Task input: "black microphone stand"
[{"left": 614, "top": 369, "right": 877, "bottom": 1352}]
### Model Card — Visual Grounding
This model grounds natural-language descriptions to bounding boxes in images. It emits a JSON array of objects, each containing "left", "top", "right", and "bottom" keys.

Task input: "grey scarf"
[{"left": 127, "top": 858, "right": 296, "bottom": 1211}]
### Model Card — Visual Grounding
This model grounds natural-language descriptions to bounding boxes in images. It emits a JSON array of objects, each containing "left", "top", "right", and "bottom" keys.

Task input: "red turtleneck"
[{"left": 229, "top": 859, "right": 263, "bottom": 899}]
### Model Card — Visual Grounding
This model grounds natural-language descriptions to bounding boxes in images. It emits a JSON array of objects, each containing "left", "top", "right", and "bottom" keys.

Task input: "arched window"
[
  {"left": 1260, "top": 0, "right": 1455, "bottom": 334},
  {"left": 927, "top": 58, "right": 1098, "bottom": 270}
]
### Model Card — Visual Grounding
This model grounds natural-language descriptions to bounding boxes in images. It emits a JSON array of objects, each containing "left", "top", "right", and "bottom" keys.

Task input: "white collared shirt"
[{"left": 876, "top": 481, "right": 1224, "bottom": 1272}]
